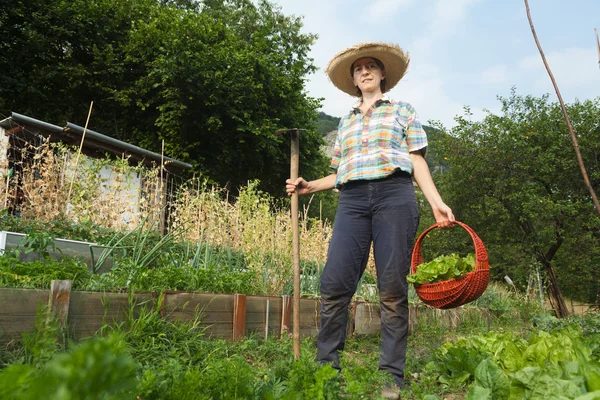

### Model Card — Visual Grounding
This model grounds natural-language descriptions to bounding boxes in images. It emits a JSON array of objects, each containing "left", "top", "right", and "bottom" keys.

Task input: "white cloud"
[
  {"left": 480, "top": 65, "right": 507, "bottom": 84},
  {"left": 269, "top": 0, "right": 600, "bottom": 129},
  {"left": 385, "top": 62, "right": 466, "bottom": 127},
  {"left": 362, "top": 0, "right": 414, "bottom": 22},
  {"left": 411, "top": 0, "right": 481, "bottom": 55},
  {"left": 518, "top": 48, "right": 600, "bottom": 101}
]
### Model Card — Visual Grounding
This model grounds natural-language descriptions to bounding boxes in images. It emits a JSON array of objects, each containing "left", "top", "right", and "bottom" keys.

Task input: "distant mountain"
[{"left": 316, "top": 111, "right": 340, "bottom": 136}]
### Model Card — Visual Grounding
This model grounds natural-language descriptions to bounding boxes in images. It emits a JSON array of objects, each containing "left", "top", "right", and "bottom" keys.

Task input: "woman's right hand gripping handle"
[
  {"left": 286, "top": 177, "right": 309, "bottom": 197},
  {"left": 286, "top": 174, "right": 337, "bottom": 197}
]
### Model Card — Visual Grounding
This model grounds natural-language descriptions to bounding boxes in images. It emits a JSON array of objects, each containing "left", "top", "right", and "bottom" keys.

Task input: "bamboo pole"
[
  {"left": 524, "top": 1, "right": 600, "bottom": 216},
  {"left": 3, "top": 173, "right": 9, "bottom": 210},
  {"left": 66, "top": 101, "right": 94, "bottom": 211},
  {"left": 159, "top": 140, "right": 166, "bottom": 235},
  {"left": 290, "top": 130, "right": 301, "bottom": 359},
  {"left": 594, "top": 28, "right": 600, "bottom": 68}
]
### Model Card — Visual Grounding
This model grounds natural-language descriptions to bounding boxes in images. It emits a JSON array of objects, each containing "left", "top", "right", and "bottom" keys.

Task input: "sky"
[{"left": 267, "top": 0, "right": 600, "bottom": 128}]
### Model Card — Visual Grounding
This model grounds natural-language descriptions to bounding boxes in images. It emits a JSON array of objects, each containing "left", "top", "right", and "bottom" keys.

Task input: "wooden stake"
[
  {"left": 524, "top": 1, "right": 600, "bottom": 216},
  {"left": 49, "top": 279, "right": 72, "bottom": 330},
  {"left": 280, "top": 295, "right": 292, "bottom": 337},
  {"left": 233, "top": 294, "right": 247, "bottom": 341},
  {"left": 66, "top": 101, "right": 94, "bottom": 211},
  {"left": 595, "top": 28, "right": 600, "bottom": 70},
  {"left": 290, "top": 130, "right": 301, "bottom": 358},
  {"left": 3, "top": 173, "right": 9, "bottom": 210}
]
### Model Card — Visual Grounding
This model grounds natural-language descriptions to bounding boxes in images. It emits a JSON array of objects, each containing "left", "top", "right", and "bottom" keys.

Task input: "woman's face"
[{"left": 352, "top": 57, "right": 386, "bottom": 94}]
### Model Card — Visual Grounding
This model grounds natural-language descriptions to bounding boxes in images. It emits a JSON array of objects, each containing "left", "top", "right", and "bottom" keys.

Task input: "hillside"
[{"left": 316, "top": 112, "right": 340, "bottom": 136}]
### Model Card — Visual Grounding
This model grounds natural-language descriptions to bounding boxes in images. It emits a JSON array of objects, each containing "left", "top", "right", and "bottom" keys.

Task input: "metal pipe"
[
  {"left": 5, "top": 112, "right": 193, "bottom": 172},
  {"left": 65, "top": 122, "right": 192, "bottom": 171},
  {"left": 8, "top": 112, "right": 64, "bottom": 133}
]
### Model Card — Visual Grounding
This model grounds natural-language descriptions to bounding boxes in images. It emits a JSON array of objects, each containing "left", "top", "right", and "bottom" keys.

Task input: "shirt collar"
[{"left": 351, "top": 96, "right": 391, "bottom": 114}]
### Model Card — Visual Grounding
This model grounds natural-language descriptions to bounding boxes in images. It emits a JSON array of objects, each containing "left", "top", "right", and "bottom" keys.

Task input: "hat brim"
[{"left": 325, "top": 42, "right": 410, "bottom": 97}]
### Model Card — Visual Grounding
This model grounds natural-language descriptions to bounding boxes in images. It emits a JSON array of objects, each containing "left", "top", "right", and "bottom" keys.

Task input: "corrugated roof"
[{"left": 0, "top": 112, "right": 192, "bottom": 172}]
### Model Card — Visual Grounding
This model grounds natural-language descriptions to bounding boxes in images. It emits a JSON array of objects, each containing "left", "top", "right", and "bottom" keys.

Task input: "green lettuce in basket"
[{"left": 407, "top": 253, "right": 475, "bottom": 285}]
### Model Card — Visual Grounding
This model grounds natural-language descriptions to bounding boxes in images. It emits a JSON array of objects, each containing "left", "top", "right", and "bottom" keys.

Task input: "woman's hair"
[{"left": 351, "top": 57, "right": 386, "bottom": 97}]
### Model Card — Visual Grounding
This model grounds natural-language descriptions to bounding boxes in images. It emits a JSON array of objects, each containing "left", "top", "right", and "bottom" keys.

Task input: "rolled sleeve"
[
  {"left": 329, "top": 121, "right": 343, "bottom": 171},
  {"left": 406, "top": 108, "right": 428, "bottom": 155}
]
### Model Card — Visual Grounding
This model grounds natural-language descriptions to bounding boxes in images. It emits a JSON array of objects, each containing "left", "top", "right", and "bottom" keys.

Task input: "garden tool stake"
[{"left": 275, "top": 128, "right": 305, "bottom": 359}]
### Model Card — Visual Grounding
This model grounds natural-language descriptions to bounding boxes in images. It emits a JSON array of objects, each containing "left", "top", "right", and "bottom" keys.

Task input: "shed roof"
[{"left": 0, "top": 112, "right": 193, "bottom": 173}]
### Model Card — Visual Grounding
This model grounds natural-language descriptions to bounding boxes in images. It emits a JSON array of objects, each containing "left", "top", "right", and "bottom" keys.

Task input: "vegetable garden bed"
[{"left": 0, "top": 283, "right": 493, "bottom": 344}]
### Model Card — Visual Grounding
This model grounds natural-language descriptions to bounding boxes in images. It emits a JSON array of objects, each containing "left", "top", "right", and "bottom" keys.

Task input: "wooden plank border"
[
  {"left": 280, "top": 295, "right": 292, "bottom": 337},
  {"left": 233, "top": 294, "right": 247, "bottom": 341}
]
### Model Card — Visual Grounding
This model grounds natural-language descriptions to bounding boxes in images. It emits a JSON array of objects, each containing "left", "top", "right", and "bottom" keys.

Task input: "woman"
[{"left": 286, "top": 42, "right": 454, "bottom": 398}]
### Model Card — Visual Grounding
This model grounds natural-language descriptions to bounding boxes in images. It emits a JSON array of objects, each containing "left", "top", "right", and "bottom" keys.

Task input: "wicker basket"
[{"left": 410, "top": 221, "right": 489, "bottom": 309}]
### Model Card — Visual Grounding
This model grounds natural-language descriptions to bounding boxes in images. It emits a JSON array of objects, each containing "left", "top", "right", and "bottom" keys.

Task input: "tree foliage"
[
  {"left": 433, "top": 90, "right": 600, "bottom": 303},
  {"left": 0, "top": 0, "right": 329, "bottom": 195}
]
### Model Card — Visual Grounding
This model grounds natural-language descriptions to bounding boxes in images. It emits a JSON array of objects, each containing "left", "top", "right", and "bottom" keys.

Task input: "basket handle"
[{"left": 410, "top": 221, "right": 488, "bottom": 274}]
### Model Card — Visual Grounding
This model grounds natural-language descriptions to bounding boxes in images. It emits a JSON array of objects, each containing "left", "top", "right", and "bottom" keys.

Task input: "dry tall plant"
[
  {"left": 170, "top": 179, "right": 333, "bottom": 295},
  {"left": 1, "top": 134, "right": 12, "bottom": 210},
  {"left": 6, "top": 134, "right": 336, "bottom": 296},
  {"left": 13, "top": 140, "right": 164, "bottom": 231}
]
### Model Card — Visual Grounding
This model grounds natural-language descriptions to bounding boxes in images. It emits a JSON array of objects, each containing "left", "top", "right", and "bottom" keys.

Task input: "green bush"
[
  {"left": 0, "top": 256, "right": 90, "bottom": 289},
  {"left": 0, "top": 334, "right": 138, "bottom": 400}
]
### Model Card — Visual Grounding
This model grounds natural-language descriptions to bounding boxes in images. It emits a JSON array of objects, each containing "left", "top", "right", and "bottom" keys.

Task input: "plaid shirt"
[{"left": 330, "top": 97, "right": 428, "bottom": 188}]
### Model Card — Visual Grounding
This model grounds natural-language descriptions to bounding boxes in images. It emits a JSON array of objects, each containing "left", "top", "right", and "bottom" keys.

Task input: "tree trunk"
[{"left": 543, "top": 261, "right": 570, "bottom": 318}]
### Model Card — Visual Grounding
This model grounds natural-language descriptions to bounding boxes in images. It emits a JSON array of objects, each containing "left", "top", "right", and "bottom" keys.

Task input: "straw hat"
[{"left": 325, "top": 42, "right": 410, "bottom": 97}]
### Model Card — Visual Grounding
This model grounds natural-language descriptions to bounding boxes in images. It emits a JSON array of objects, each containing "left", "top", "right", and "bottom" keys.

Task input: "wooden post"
[
  {"left": 280, "top": 295, "right": 292, "bottom": 337},
  {"left": 346, "top": 301, "right": 357, "bottom": 337},
  {"left": 49, "top": 280, "right": 72, "bottom": 330},
  {"left": 265, "top": 298, "right": 270, "bottom": 339},
  {"left": 289, "top": 129, "right": 301, "bottom": 358},
  {"left": 233, "top": 294, "right": 246, "bottom": 341}
]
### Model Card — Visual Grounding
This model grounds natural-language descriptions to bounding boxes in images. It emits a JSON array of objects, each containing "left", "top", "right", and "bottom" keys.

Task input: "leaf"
[
  {"left": 471, "top": 358, "right": 510, "bottom": 399},
  {"left": 574, "top": 391, "right": 600, "bottom": 400},
  {"left": 408, "top": 253, "right": 475, "bottom": 284},
  {"left": 466, "top": 385, "right": 492, "bottom": 400},
  {"left": 509, "top": 366, "right": 581, "bottom": 400}
]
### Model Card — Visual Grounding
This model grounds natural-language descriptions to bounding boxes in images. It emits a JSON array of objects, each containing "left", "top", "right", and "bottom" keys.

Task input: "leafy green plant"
[
  {"left": 4, "top": 231, "right": 61, "bottom": 261},
  {"left": 0, "top": 334, "right": 138, "bottom": 400},
  {"left": 0, "top": 256, "right": 89, "bottom": 289},
  {"left": 18, "top": 305, "right": 61, "bottom": 367},
  {"left": 91, "top": 215, "right": 182, "bottom": 273},
  {"left": 286, "top": 357, "right": 341, "bottom": 399},
  {"left": 428, "top": 327, "right": 600, "bottom": 399},
  {"left": 408, "top": 253, "right": 475, "bottom": 285}
]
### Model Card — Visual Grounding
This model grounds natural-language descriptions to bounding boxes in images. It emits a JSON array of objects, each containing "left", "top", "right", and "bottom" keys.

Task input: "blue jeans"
[{"left": 317, "top": 171, "right": 419, "bottom": 386}]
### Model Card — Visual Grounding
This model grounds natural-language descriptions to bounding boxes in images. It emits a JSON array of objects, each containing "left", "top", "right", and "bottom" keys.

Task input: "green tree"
[
  {"left": 0, "top": 0, "right": 155, "bottom": 123},
  {"left": 434, "top": 91, "right": 600, "bottom": 304},
  {"left": 0, "top": 0, "right": 328, "bottom": 196}
]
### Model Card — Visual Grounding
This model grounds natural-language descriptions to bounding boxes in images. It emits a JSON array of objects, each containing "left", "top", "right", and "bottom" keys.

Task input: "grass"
[{"left": 2, "top": 284, "right": 580, "bottom": 399}]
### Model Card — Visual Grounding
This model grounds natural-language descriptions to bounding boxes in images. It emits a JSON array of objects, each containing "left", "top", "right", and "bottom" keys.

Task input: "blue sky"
[{"left": 269, "top": 0, "right": 600, "bottom": 128}]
